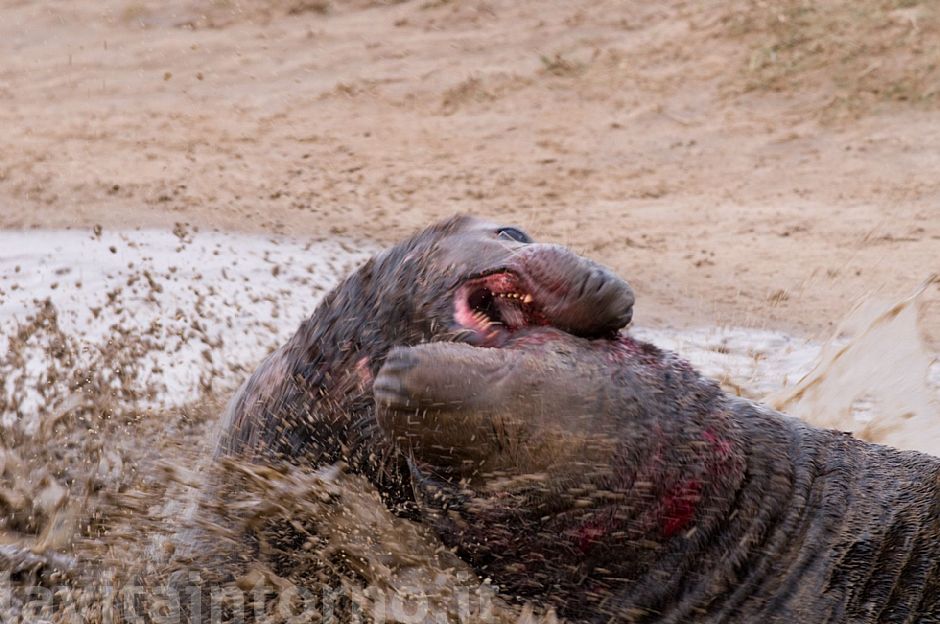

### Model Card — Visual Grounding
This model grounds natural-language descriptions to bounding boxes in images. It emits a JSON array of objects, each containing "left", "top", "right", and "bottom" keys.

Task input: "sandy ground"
[{"left": 1, "top": 0, "right": 937, "bottom": 343}]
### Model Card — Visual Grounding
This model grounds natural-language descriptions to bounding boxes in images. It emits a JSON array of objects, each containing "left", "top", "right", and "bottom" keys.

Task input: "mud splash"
[
  {"left": 0, "top": 229, "right": 552, "bottom": 623},
  {"left": 0, "top": 229, "right": 936, "bottom": 622}
]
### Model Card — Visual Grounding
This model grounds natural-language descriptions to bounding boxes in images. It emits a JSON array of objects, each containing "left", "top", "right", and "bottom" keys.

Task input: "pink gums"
[{"left": 453, "top": 272, "right": 550, "bottom": 345}]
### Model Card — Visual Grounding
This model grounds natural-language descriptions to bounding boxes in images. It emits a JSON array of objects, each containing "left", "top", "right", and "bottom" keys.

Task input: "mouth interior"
[{"left": 454, "top": 272, "right": 547, "bottom": 346}]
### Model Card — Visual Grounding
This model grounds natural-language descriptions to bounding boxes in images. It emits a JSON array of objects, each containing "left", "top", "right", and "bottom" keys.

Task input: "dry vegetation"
[{"left": 727, "top": 0, "right": 940, "bottom": 116}]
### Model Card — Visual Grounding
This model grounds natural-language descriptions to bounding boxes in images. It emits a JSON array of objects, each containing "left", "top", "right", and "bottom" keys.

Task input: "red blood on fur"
[
  {"left": 661, "top": 479, "right": 702, "bottom": 538},
  {"left": 576, "top": 520, "right": 609, "bottom": 553}
]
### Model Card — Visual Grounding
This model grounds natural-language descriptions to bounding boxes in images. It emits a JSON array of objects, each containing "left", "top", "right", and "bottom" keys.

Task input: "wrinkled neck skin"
[{"left": 412, "top": 336, "right": 940, "bottom": 622}]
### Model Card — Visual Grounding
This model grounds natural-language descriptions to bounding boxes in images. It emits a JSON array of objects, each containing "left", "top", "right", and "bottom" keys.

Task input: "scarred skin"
[
  {"left": 215, "top": 215, "right": 635, "bottom": 510},
  {"left": 375, "top": 329, "right": 940, "bottom": 623}
]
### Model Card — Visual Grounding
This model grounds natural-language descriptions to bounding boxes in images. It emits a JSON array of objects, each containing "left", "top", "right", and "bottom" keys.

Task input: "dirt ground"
[
  {"left": 1, "top": 0, "right": 938, "bottom": 341},
  {"left": 1, "top": 3, "right": 939, "bottom": 619}
]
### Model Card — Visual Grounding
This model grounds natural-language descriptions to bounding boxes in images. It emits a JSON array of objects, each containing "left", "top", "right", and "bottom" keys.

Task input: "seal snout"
[
  {"left": 374, "top": 342, "right": 523, "bottom": 467},
  {"left": 571, "top": 265, "right": 634, "bottom": 329},
  {"left": 517, "top": 244, "right": 634, "bottom": 337}
]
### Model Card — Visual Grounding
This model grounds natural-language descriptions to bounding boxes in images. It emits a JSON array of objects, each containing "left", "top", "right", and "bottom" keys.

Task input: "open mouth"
[{"left": 453, "top": 271, "right": 549, "bottom": 346}]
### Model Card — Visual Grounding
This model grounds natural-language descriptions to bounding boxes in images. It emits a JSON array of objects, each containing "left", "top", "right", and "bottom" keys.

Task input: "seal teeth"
[{"left": 522, "top": 293, "right": 533, "bottom": 304}]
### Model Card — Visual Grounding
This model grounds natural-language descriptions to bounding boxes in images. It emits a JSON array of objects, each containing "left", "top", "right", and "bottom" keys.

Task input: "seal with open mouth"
[{"left": 216, "top": 215, "right": 635, "bottom": 510}]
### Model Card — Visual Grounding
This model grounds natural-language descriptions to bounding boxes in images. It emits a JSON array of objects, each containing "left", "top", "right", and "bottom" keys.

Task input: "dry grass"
[
  {"left": 726, "top": 0, "right": 940, "bottom": 114},
  {"left": 539, "top": 52, "right": 587, "bottom": 77},
  {"left": 440, "top": 76, "right": 492, "bottom": 114}
]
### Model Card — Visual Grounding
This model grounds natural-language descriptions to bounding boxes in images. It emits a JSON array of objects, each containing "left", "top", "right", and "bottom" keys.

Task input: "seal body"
[{"left": 375, "top": 329, "right": 940, "bottom": 622}]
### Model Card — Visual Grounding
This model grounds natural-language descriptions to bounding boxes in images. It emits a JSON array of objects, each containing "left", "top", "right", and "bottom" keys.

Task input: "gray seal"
[{"left": 216, "top": 215, "right": 635, "bottom": 511}]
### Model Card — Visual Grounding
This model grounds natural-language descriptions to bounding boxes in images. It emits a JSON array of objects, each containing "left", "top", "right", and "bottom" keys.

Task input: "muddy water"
[{"left": 0, "top": 230, "right": 936, "bottom": 622}]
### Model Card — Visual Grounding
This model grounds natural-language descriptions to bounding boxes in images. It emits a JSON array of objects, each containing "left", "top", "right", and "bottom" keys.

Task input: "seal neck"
[{"left": 620, "top": 399, "right": 822, "bottom": 620}]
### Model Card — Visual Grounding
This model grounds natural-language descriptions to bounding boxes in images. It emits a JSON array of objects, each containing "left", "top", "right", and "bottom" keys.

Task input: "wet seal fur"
[{"left": 376, "top": 329, "right": 940, "bottom": 623}]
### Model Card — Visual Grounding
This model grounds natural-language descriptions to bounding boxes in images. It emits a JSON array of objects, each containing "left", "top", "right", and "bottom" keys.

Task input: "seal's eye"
[{"left": 496, "top": 227, "right": 532, "bottom": 244}]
